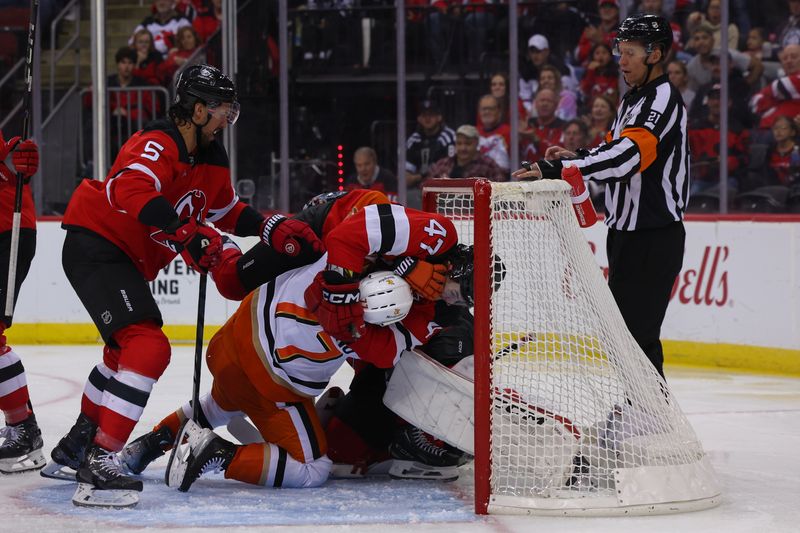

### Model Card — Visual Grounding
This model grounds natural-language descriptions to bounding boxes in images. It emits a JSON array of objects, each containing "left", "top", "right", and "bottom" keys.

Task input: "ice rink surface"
[{"left": 1, "top": 345, "right": 798, "bottom": 533}]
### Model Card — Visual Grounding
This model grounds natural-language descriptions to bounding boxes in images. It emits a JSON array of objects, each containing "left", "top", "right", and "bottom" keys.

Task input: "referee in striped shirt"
[{"left": 513, "top": 14, "right": 689, "bottom": 379}]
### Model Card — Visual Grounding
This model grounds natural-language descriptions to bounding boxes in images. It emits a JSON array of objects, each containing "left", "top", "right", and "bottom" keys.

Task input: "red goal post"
[{"left": 422, "top": 178, "right": 721, "bottom": 516}]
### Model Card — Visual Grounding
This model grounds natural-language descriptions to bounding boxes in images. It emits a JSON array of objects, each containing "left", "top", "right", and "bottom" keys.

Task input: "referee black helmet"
[{"left": 614, "top": 14, "right": 672, "bottom": 58}]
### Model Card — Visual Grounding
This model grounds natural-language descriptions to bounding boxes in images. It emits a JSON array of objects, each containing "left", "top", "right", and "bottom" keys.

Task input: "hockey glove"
[
  {"left": 260, "top": 214, "right": 325, "bottom": 257},
  {"left": 153, "top": 218, "right": 223, "bottom": 273},
  {"left": 304, "top": 269, "right": 365, "bottom": 343},
  {"left": 0, "top": 137, "right": 38, "bottom": 185},
  {"left": 393, "top": 257, "right": 447, "bottom": 301}
]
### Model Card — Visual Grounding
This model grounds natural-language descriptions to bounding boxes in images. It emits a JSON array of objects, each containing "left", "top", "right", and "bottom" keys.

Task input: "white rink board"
[{"left": 11, "top": 219, "right": 800, "bottom": 352}]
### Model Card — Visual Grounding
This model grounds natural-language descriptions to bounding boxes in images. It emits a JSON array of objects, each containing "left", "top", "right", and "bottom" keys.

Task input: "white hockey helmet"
[{"left": 359, "top": 271, "right": 414, "bottom": 326}]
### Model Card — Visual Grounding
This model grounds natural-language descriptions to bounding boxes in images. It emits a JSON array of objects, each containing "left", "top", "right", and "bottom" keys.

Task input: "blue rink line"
[{"left": 25, "top": 469, "right": 479, "bottom": 527}]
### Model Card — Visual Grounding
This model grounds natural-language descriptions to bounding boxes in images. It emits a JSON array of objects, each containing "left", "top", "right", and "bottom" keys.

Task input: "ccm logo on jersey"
[{"left": 322, "top": 289, "right": 360, "bottom": 305}]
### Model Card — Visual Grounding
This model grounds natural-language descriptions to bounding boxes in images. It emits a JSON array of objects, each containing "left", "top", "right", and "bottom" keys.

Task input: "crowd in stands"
[
  {"left": 314, "top": 0, "right": 800, "bottom": 213},
  {"left": 6, "top": 1, "right": 800, "bottom": 213}
]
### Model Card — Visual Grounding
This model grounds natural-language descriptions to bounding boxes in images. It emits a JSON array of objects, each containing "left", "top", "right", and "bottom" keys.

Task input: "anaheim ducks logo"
[{"left": 149, "top": 189, "right": 208, "bottom": 252}]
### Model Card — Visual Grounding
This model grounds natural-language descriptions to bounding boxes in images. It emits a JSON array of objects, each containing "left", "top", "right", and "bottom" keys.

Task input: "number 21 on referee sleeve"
[{"left": 420, "top": 219, "right": 447, "bottom": 255}]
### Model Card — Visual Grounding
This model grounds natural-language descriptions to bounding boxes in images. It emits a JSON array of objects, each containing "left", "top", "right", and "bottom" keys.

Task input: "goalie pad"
[
  {"left": 384, "top": 350, "right": 475, "bottom": 453},
  {"left": 384, "top": 349, "right": 581, "bottom": 491}
]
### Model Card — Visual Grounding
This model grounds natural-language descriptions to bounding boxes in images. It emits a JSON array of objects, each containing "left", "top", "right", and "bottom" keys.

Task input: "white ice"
[{"left": 1, "top": 345, "right": 798, "bottom": 533}]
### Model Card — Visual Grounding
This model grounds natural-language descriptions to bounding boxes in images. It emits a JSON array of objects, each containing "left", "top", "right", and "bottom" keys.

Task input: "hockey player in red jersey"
[
  {"left": 0, "top": 132, "right": 43, "bottom": 474},
  {"left": 42, "top": 65, "right": 323, "bottom": 507}
]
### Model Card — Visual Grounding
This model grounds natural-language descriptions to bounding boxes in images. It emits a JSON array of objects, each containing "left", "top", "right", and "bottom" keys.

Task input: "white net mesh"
[{"left": 425, "top": 179, "right": 720, "bottom": 514}]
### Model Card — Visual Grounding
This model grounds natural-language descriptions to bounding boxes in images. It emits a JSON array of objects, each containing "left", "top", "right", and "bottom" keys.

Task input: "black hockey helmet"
[
  {"left": 613, "top": 14, "right": 672, "bottom": 57},
  {"left": 174, "top": 64, "right": 239, "bottom": 124},
  {"left": 447, "top": 244, "right": 506, "bottom": 306}
]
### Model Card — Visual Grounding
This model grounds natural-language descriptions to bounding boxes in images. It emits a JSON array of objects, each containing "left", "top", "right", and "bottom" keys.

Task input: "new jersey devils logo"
[
  {"left": 149, "top": 190, "right": 208, "bottom": 252},
  {"left": 174, "top": 190, "right": 207, "bottom": 221}
]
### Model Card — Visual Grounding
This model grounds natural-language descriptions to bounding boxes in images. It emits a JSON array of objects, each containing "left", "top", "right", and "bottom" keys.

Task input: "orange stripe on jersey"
[
  {"left": 604, "top": 130, "right": 613, "bottom": 144},
  {"left": 274, "top": 332, "right": 341, "bottom": 364},
  {"left": 275, "top": 302, "right": 319, "bottom": 326},
  {"left": 620, "top": 127, "right": 658, "bottom": 171}
]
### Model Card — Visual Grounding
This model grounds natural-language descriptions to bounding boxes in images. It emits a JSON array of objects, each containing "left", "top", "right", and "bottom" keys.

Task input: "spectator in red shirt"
[
  {"left": 520, "top": 88, "right": 565, "bottom": 161},
  {"left": 158, "top": 25, "right": 202, "bottom": 86},
  {"left": 766, "top": 115, "right": 800, "bottom": 186},
  {"left": 575, "top": 0, "right": 620, "bottom": 66},
  {"left": 131, "top": 28, "right": 163, "bottom": 85},
  {"left": 427, "top": 125, "right": 505, "bottom": 182},
  {"left": 688, "top": 84, "right": 749, "bottom": 195},
  {"left": 584, "top": 93, "right": 615, "bottom": 148},
  {"left": 579, "top": 43, "right": 620, "bottom": 107},
  {"left": 750, "top": 44, "right": 800, "bottom": 129},
  {"left": 345, "top": 147, "right": 398, "bottom": 202},
  {"left": 476, "top": 94, "right": 511, "bottom": 172},
  {"left": 193, "top": 0, "right": 222, "bottom": 44}
]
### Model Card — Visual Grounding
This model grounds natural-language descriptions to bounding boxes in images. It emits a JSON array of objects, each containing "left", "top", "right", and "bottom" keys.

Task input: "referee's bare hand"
[
  {"left": 544, "top": 146, "right": 577, "bottom": 160},
  {"left": 512, "top": 162, "right": 542, "bottom": 180}
]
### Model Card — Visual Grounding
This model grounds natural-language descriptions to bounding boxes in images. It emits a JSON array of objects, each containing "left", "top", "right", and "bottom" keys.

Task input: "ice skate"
[
  {"left": 120, "top": 425, "right": 174, "bottom": 475},
  {"left": 166, "top": 420, "right": 236, "bottom": 492},
  {"left": 72, "top": 445, "right": 142, "bottom": 509},
  {"left": 388, "top": 426, "right": 467, "bottom": 482},
  {"left": 0, "top": 415, "right": 45, "bottom": 474},
  {"left": 41, "top": 413, "right": 96, "bottom": 481}
]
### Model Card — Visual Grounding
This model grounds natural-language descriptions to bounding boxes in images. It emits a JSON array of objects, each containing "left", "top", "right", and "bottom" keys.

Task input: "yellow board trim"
[
  {"left": 663, "top": 340, "right": 800, "bottom": 377},
  {"left": 6, "top": 323, "right": 222, "bottom": 345},
  {"left": 6, "top": 324, "right": 800, "bottom": 376}
]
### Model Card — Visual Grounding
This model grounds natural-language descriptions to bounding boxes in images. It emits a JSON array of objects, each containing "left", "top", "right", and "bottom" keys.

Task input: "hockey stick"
[
  {"left": 165, "top": 271, "right": 207, "bottom": 487},
  {"left": 4, "top": 0, "right": 39, "bottom": 320}
]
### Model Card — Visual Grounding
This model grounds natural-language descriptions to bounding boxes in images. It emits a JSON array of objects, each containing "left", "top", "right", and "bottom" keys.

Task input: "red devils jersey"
[
  {"left": 62, "top": 120, "right": 247, "bottom": 280},
  {"left": 325, "top": 203, "right": 458, "bottom": 273},
  {"left": 0, "top": 163, "right": 35, "bottom": 232}
]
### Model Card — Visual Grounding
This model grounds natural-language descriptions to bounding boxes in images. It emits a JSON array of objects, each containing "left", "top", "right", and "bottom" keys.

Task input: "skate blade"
[
  {"left": 166, "top": 419, "right": 210, "bottom": 491},
  {"left": 329, "top": 459, "right": 393, "bottom": 479},
  {"left": 0, "top": 449, "right": 46, "bottom": 474},
  {"left": 72, "top": 482, "right": 139, "bottom": 509},
  {"left": 40, "top": 460, "right": 78, "bottom": 481},
  {"left": 388, "top": 460, "right": 459, "bottom": 482}
]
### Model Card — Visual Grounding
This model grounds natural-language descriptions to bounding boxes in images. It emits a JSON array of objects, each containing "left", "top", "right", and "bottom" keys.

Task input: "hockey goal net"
[{"left": 421, "top": 178, "right": 720, "bottom": 516}]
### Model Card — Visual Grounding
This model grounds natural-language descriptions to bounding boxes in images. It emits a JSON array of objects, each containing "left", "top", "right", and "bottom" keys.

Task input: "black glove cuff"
[{"left": 536, "top": 159, "right": 564, "bottom": 180}]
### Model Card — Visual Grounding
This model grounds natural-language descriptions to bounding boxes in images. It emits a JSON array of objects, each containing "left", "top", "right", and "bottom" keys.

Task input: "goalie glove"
[
  {"left": 260, "top": 214, "right": 325, "bottom": 257},
  {"left": 393, "top": 257, "right": 447, "bottom": 301},
  {"left": 304, "top": 269, "right": 365, "bottom": 343}
]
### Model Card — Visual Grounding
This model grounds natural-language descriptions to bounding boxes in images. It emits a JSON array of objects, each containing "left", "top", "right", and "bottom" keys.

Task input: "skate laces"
[
  {"left": 0, "top": 425, "right": 20, "bottom": 443},
  {"left": 409, "top": 428, "right": 446, "bottom": 457},
  {"left": 95, "top": 450, "right": 126, "bottom": 477}
]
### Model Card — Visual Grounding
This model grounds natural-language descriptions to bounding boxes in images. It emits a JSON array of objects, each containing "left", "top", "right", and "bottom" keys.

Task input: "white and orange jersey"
[{"left": 223, "top": 255, "right": 440, "bottom": 399}]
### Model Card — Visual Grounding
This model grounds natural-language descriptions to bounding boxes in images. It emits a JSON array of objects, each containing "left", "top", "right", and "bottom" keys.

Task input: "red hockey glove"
[
  {"left": 152, "top": 218, "right": 223, "bottom": 273},
  {"left": 260, "top": 214, "right": 325, "bottom": 257},
  {"left": 11, "top": 139, "right": 38, "bottom": 181},
  {"left": 393, "top": 257, "right": 447, "bottom": 301},
  {"left": 304, "top": 269, "right": 365, "bottom": 343}
]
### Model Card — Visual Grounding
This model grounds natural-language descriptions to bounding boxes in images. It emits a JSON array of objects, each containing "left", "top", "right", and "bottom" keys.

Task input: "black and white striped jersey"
[
  {"left": 406, "top": 126, "right": 456, "bottom": 176},
  {"left": 570, "top": 74, "right": 690, "bottom": 230}
]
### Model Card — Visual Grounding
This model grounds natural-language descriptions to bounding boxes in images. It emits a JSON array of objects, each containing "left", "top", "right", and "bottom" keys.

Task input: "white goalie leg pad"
[{"left": 383, "top": 350, "right": 475, "bottom": 454}]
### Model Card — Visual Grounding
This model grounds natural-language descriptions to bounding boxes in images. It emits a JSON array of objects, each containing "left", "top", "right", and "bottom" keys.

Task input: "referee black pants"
[{"left": 606, "top": 221, "right": 685, "bottom": 379}]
